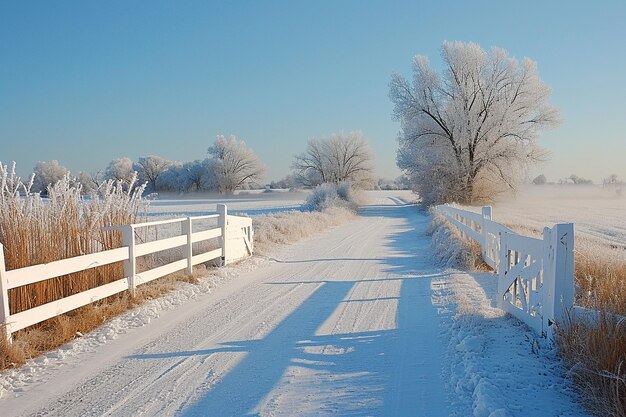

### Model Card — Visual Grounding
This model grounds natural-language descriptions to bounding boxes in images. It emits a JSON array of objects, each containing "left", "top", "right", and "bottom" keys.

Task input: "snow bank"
[{"left": 442, "top": 272, "right": 589, "bottom": 417}]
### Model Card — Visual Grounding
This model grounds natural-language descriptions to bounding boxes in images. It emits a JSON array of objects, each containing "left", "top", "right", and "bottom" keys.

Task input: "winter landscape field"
[
  {"left": 456, "top": 185, "right": 626, "bottom": 251},
  {"left": 0, "top": 191, "right": 590, "bottom": 417},
  {"left": 2, "top": 1, "right": 626, "bottom": 416}
]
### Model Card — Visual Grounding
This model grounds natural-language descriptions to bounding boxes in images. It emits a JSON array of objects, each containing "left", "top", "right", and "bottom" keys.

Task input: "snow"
[
  {"left": 442, "top": 272, "right": 588, "bottom": 417},
  {"left": 146, "top": 191, "right": 307, "bottom": 218},
  {"left": 0, "top": 192, "right": 587, "bottom": 416},
  {"left": 457, "top": 185, "right": 626, "bottom": 251}
]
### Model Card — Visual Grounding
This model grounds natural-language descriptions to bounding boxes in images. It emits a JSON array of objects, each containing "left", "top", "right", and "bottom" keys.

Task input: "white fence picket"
[
  {"left": 434, "top": 204, "right": 575, "bottom": 339},
  {"left": 5, "top": 247, "right": 130, "bottom": 289},
  {"left": 0, "top": 205, "right": 253, "bottom": 341}
]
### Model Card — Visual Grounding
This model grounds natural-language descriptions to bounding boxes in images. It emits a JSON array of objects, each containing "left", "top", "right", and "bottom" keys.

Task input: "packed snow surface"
[{"left": 0, "top": 194, "right": 587, "bottom": 416}]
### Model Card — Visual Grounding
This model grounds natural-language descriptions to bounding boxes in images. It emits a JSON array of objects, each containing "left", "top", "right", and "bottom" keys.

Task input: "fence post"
[
  {"left": 217, "top": 204, "right": 228, "bottom": 265},
  {"left": 496, "top": 232, "right": 509, "bottom": 309},
  {"left": 481, "top": 206, "right": 492, "bottom": 261},
  {"left": 546, "top": 223, "right": 575, "bottom": 335},
  {"left": 0, "top": 243, "right": 12, "bottom": 342},
  {"left": 541, "top": 227, "right": 554, "bottom": 337},
  {"left": 183, "top": 217, "right": 193, "bottom": 275},
  {"left": 248, "top": 226, "right": 254, "bottom": 253},
  {"left": 122, "top": 225, "right": 137, "bottom": 297}
]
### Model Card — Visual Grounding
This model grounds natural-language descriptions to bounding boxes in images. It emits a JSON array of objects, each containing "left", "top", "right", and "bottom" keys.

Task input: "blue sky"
[{"left": 1, "top": 1, "right": 625, "bottom": 183}]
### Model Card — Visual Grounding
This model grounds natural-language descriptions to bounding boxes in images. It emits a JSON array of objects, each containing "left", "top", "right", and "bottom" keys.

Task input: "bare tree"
[
  {"left": 389, "top": 41, "right": 560, "bottom": 205},
  {"left": 32, "top": 160, "right": 69, "bottom": 193},
  {"left": 134, "top": 155, "right": 173, "bottom": 192},
  {"left": 104, "top": 157, "right": 136, "bottom": 189},
  {"left": 292, "top": 131, "right": 375, "bottom": 188},
  {"left": 602, "top": 174, "right": 621, "bottom": 187},
  {"left": 75, "top": 171, "right": 102, "bottom": 195},
  {"left": 183, "top": 159, "right": 214, "bottom": 192},
  {"left": 208, "top": 135, "right": 265, "bottom": 194}
]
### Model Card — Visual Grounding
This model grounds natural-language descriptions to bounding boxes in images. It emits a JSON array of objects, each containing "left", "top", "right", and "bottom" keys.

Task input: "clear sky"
[{"left": 1, "top": 0, "right": 625, "bottom": 183}]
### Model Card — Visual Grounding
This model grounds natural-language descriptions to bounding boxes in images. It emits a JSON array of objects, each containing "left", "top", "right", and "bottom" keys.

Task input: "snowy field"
[
  {"left": 146, "top": 189, "right": 416, "bottom": 219},
  {"left": 457, "top": 185, "right": 626, "bottom": 251},
  {"left": 146, "top": 190, "right": 308, "bottom": 218}
]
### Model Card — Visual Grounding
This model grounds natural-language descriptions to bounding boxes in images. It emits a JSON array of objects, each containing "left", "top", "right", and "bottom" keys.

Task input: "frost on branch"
[
  {"left": 207, "top": 135, "right": 265, "bottom": 194},
  {"left": 292, "top": 131, "right": 375, "bottom": 189},
  {"left": 389, "top": 41, "right": 560, "bottom": 205}
]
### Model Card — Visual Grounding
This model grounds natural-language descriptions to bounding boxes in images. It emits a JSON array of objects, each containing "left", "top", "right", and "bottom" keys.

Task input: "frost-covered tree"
[
  {"left": 76, "top": 171, "right": 101, "bottom": 195},
  {"left": 104, "top": 157, "right": 135, "bottom": 189},
  {"left": 152, "top": 159, "right": 215, "bottom": 193},
  {"left": 270, "top": 174, "right": 296, "bottom": 190},
  {"left": 602, "top": 174, "right": 621, "bottom": 187},
  {"left": 389, "top": 41, "right": 560, "bottom": 205},
  {"left": 532, "top": 174, "right": 547, "bottom": 185},
  {"left": 32, "top": 160, "right": 69, "bottom": 193},
  {"left": 134, "top": 155, "right": 173, "bottom": 192},
  {"left": 207, "top": 135, "right": 265, "bottom": 194},
  {"left": 155, "top": 162, "right": 184, "bottom": 192},
  {"left": 292, "top": 131, "right": 375, "bottom": 188},
  {"left": 566, "top": 174, "right": 593, "bottom": 185},
  {"left": 395, "top": 175, "right": 411, "bottom": 190},
  {"left": 378, "top": 178, "right": 398, "bottom": 190},
  {"left": 183, "top": 159, "right": 215, "bottom": 192}
]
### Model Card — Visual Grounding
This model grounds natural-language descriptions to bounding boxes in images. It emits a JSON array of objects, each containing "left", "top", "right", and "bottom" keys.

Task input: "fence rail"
[
  {"left": 434, "top": 204, "right": 574, "bottom": 339},
  {"left": 0, "top": 204, "right": 253, "bottom": 341}
]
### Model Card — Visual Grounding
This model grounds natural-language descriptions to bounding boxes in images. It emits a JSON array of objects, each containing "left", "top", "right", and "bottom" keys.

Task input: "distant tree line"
[
  {"left": 24, "top": 131, "right": 379, "bottom": 196},
  {"left": 29, "top": 135, "right": 265, "bottom": 195}
]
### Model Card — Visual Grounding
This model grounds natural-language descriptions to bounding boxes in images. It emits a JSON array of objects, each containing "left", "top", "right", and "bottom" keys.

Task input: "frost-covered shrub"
[{"left": 303, "top": 182, "right": 360, "bottom": 212}]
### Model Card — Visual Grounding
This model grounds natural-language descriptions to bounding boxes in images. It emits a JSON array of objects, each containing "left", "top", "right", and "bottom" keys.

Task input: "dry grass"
[
  {"left": 0, "top": 162, "right": 147, "bottom": 370},
  {"left": 0, "top": 268, "right": 205, "bottom": 370},
  {"left": 0, "top": 163, "right": 146, "bottom": 313},
  {"left": 252, "top": 206, "right": 356, "bottom": 255},
  {"left": 557, "top": 315, "right": 626, "bottom": 417},
  {"left": 429, "top": 212, "right": 489, "bottom": 271},
  {"left": 574, "top": 244, "right": 626, "bottom": 315},
  {"left": 439, "top": 214, "right": 626, "bottom": 417},
  {"left": 559, "top": 245, "right": 626, "bottom": 417}
]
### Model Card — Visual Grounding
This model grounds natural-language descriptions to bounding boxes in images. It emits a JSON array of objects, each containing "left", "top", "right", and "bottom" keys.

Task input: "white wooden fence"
[
  {"left": 0, "top": 204, "right": 253, "bottom": 341},
  {"left": 434, "top": 204, "right": 574, "bottom": 339}
]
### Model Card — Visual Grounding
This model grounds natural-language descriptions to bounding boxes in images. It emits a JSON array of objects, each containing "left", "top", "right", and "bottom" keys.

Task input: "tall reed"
[{"left": 0, "top": 161, "right": 147, "bottom": 314}]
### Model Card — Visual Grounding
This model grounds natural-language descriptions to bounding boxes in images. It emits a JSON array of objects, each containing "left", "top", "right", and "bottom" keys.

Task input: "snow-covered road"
[{"left": 1, "top": 198, "right": 587, "bottom": 416}]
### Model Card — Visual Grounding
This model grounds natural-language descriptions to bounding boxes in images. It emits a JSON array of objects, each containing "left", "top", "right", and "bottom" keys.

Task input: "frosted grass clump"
[
  {"left": 0, "top": 161, "right": 147, "bottom": 313},
  {"left": 302, "top": 182, "right": 360, "bottom": 212}
]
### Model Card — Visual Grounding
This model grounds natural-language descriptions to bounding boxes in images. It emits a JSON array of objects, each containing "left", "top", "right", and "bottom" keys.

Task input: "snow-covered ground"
[
  {"left": 146, "top": 190, "right": 308, "bottom": 218},
  {"left": 457, "top": 185, "right": 626, "bottom": 251},
  {"left": 146, "top": 189, "right": 416, "bottom": 219},
  {"left": 0, "top": 193, "right": 587, "bottom": 416}
]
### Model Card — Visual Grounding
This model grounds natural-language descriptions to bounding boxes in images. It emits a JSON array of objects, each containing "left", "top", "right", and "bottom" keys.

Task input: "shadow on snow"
[{"left": 129, "top": 202, "right": 451, "bottom": 416}]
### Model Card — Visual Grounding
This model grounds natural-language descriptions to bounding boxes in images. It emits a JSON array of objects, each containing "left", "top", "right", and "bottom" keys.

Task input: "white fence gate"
[
  {"left": 434, "top": 204, "right": 574, "bottom": 339},
  {"left": 0, "top": 204, "right": 253, "bottom": 341}
]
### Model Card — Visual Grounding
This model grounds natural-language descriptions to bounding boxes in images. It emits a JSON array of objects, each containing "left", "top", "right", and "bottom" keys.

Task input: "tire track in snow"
[{"left": 3, "top": 197, "right": 521, "bottom": 416}]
